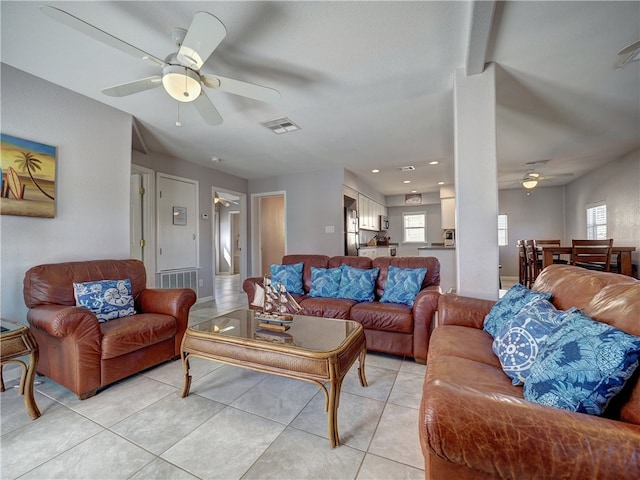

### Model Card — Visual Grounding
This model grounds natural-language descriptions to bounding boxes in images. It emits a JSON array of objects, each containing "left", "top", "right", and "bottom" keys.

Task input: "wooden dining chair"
[
  {"left": 534, "top": 239, "right": 568, "bottom": 265},
  {"left": 517, "top": 240, "right": 528, "bottom": 286},
  {"left": 571, "top": 239, "right": 614, "bottom": 272},
  {"left": 524, "top": 240, "right": 540, "bottom": 287}
]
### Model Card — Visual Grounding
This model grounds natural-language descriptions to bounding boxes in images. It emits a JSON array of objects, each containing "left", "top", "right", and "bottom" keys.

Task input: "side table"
[{"left": 1, "top": 318, "right": 41, "bottom": 419}]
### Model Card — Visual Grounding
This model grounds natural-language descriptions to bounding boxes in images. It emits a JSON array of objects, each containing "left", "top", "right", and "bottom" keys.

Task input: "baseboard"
[{"left": 196, "top": 295, "right": 214, "bottom": 304}]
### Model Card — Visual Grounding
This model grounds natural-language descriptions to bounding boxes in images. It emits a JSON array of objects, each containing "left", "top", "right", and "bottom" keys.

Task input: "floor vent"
[{"left": 158, "top": 269, "right": 198, "bottom": 291}]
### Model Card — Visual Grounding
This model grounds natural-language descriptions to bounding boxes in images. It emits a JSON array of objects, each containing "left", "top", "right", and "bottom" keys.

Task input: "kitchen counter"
[{"left": 417, "top": 246, "right": 455, "bottom": 250}]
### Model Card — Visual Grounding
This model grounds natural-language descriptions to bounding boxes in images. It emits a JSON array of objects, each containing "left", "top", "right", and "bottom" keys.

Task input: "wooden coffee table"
[{"left": 180, "top": 309, "right": 367, "bottom": 447}]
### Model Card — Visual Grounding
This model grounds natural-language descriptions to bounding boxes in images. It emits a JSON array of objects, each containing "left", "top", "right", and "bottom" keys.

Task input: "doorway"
[
  {"left": 212, "top": 188, "right": 247, "bottom": 294},
  {"left": 130, "top": 164, "right": 156, "bottom": 285},
  {"left": 250, "top": 192, "right": 286, "bottom": 276}
]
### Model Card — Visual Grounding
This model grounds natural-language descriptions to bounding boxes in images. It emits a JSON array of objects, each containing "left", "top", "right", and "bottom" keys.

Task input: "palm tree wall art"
[{"left": 1, "top": 133, "right": 56, "bottom": 218}]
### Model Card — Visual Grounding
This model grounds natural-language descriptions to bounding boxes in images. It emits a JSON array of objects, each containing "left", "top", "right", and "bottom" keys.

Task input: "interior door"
[
  {"left": 157, "top": 174, "right": 198, "bottom": 271},
  {"left": 260, "top": 195, "right": 285, "bottom": 275}
]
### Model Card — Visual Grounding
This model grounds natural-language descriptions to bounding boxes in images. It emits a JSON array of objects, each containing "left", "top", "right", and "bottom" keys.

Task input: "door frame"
[
  {"left": 212, "top": 186, "right": 247, "bottom": 293},
  {"left": 250, "top": 191, "right": 287, "bottom": 276},
  {"left": 131, "top": 164, "right": 156, "bottom": 286}
]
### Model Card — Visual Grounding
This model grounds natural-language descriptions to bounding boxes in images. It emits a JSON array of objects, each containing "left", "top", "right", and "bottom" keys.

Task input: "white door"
[{"left": 157, "top": 174, "right": 198, "bottom": 271}]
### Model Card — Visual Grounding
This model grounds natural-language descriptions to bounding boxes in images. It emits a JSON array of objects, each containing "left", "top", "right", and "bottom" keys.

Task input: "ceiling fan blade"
[
  {"left": 202, "top": 74, "right": 280, "bottom": 103},
  {"left": 177, "top": 12, "right": 227, "bottom": 70},
  {"left": 618, "top": 40, "right": 640, "bottom": 56},
  {"left": 193, "top": 92, "right": 224, "bottom": 126},
  {"left": 40, "top": 5, "right": 165, "bottom": 67},
  {"left": 539, "top": 173, "right": 574, "bottom": 180},
  {"left": 102, "top": 76, "right": 162, "bottom": 97}
]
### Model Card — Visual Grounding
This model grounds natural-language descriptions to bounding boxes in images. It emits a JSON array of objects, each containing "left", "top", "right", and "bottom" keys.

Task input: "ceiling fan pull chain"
[{"left": 176, "top": 102, "right": 182, "bottom": 127}]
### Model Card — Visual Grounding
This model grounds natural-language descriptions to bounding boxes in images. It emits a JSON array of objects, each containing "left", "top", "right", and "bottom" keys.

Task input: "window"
[
  {"left": 403, "top": 212, "right": 426, "bottom": 243},
  {"left": 586, "top": 203, "right": 607, "bottom": 239},
  {"left": 498, "top": 214, "right": 508, "bottom": 246}
]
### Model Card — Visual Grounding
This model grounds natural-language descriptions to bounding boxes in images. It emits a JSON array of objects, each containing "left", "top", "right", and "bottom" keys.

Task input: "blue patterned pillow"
[
  {"left": 73, "top": 279, "right": 136, "bottom": 323},
  {"left": 270, "top": 262, "right": 304, "bottom": 295},
  {"left": 308, "top": 267, "right": 342, "bottom": 298},
  {"left": 380, "top": 265, "right": 427, "bottom": 306},
  {"left": 523, "top": 311, "right": 640, "bottom": 415},
  {"left": 337, "top": 265, "right": 379, "bottom": 302},
  {"left": 492, "top": 297, "right": 575, "bottom": 385},
  {"left": 483, "top": 284, "right": 552, "bottom": 338}
]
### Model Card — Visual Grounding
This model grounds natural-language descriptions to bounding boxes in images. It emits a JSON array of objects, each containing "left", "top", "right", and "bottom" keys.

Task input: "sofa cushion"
[
  {"left": 283, "top": 255, "right": 330, "bottom": 294},
  {"left": 73, "top": 279, "right": 136, "bottom": 323},
  {"left": 350, "top": 302, "right": 413, "bottom": 333},
  {"left": 271, "top": 262, "right": 304, "bottom": 294},
  {"left": 308, "top": 267, "right": 342, "bottom": 298},
  {"left": 373, "top": 256, "right": 440, "bottom": 299},
  {"left": 483, "top": 283, "right": 552, "bottom": 338},
  {"left": 100, "top": 313, "right": 177, "bottom": 359},
  {"left": 492, "top": 297, "right": 575, "bottom": 385},
  {"left": 338, "top": 265, "right": 379, "bottom": 302},
  {"left": 429, "top": 325, "right": 501, "bottom": 368},
  {"left": 299, "top": 297, "right": 357, "bottom": 319},
  {"left": 524, "top": 310, "right": 640, "bottom": 415},
  {"left": 380, "top": 265, "right": 427, "bottom": 306}
]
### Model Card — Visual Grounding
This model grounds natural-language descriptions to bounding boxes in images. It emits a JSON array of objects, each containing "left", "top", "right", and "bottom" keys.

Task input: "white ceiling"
[{"left": 1, "top": 1, "right": 638, "bottom": 195}]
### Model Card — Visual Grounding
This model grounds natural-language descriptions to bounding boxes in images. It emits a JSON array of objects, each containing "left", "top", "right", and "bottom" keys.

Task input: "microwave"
[{"left": 379, "top": 215, "right": 389, "bottom": 231}]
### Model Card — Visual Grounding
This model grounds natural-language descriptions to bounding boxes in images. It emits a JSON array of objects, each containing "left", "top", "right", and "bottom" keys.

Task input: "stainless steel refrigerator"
[{"left": 344, "top": 208, "right": 359, "bottom": 256}]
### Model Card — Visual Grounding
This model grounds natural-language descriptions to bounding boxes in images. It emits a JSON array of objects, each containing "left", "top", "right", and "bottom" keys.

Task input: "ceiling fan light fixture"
[
  {"left": 162, "top": 65, "right": 201, "bottom": 102},
  {"left": 522, "top": 178, "right": 538, "bottom": 189}
]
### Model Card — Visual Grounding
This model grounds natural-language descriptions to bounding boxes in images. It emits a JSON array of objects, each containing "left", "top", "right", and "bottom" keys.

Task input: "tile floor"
[{"left": 1, "top": 275, "right": 427, "bottom": 480}]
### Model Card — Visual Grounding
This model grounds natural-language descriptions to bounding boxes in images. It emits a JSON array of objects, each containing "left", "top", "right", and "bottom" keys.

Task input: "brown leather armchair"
[{"left": 23, "top": 259, "right": 197, "bottom": 399}]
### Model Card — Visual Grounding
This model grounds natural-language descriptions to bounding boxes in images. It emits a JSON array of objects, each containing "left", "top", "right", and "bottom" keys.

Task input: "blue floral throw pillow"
[
  {"left": 380, "top": 265, "right": 427, "bottom": 306},
  {"left": 73, "top": 279, "right": 136, "bottom": 323},
  {"left": 492, "top": 297, "right": 575, "bottom": 385},
  {"left": 338, "top": 265, "right": 379, "bottom": 302},
  {"left": 270, "top": 262, "right": 304, "bottom": 295},
  {"left": 308, "top": 267, "right": 342, "bottom": 298},
  {"left": 523, "top": 311, "right": 640, "bottom": 415},
  {"left": 483, "top": 283, "right": 552, "bottom": 338}
]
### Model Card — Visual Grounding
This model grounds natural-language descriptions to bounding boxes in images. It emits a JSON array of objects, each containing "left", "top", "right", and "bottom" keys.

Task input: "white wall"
[
  {"left": 0, "top": 64, "right": 131, "bottom": 322},
  {"left": 498, "top": 186, "right": 565, "bottom": 277},
  {"left": 565, "top": 150, "right": 640, "bottom": 266},
  {"left": 248, "top": 168, "right": 344, "bottom": 267}
]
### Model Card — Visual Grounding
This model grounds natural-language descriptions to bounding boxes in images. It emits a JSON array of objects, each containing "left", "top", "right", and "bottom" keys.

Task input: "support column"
[{"left": 454, "top": 64, "right": 499, "bottom": 300}]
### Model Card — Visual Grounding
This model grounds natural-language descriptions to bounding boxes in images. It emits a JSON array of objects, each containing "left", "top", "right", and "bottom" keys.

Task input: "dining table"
[{"left": 541, "top": 246, "right": 637, "bottom": 277}]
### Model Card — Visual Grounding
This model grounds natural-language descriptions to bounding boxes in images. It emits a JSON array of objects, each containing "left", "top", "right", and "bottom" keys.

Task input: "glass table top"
[
  {"left": 0, "top": 318, "right": 27, "bottom": 335},
  {"left": 189, "top": 309, "right": 361, "bottom": 352}
]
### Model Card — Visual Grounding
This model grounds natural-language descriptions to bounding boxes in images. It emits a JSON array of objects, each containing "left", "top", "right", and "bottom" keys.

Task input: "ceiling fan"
[
  {"left": 519, "top": 171, "right": 574, "bottom": 190},
  {"left": 40, "top": 5, "right": 280, "bottom": 126},
  {"left": 214, "top": 193, "right": 239, "bottom": 207}
]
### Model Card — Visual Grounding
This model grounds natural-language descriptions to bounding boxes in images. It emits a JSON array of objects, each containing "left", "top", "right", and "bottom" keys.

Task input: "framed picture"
[
  {"left": 173, "top": 206, "right": 187, "bottom": 225},
  {"left": 405, "top": 193, "right": 422, "bottom": 205},
  {"left": 1, "top": 133, "right": 56, "bottom": 218}
]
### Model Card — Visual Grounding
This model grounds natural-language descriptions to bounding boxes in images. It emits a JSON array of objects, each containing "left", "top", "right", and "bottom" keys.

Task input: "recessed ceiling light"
[
  {"left": 403, "top": 180, "right": 411, "bottom": 184},
  {"left": 429, "top": 161, "right": 439, "bottom": 165},
  {"left": 437, "top": 181, "right": 445, "bottom": 185},
  {"left": 411, "top": 190, "right": 417, "bottom": 193},
  {"left": 371, "top": 169, "right": 380, "bottom": 173}
]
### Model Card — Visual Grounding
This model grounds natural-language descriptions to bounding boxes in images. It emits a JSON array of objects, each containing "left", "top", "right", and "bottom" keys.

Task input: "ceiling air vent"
[
  {"left": 398, "top": 166, "right": 416, "bottom": 172},
  {"left": 261, "top": 117, "right": 301, "bottom": 134}
]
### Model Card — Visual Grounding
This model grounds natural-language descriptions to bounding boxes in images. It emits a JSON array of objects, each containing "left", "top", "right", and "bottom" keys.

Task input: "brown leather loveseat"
[
  {"left": 243, "top": 254, "right": 441, "bottom": 363},
  {"left": 419, "top": 265, "right": 640, "bottom": 479},
  {"left": 23, "top": 259, "right": 197, "bottom": 399}
]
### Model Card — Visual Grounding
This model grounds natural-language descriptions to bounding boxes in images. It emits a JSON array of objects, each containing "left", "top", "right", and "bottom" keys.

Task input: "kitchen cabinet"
[
  {"left": 441, "top": 197, "right": 455, "bottom": 230},
  {"left": 358, "top": 246, "right": 396, "bottom": 258},
  {"left": 358, "top": 194, "right": 386, "bottom": 231}
]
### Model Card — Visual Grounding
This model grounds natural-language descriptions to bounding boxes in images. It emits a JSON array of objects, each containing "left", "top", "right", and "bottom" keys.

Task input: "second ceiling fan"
[{"left": 41, "top": 5, "right": 280, "bottom": 125}]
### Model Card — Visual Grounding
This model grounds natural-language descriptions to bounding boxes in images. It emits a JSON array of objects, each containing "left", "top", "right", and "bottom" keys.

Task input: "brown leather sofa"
[
  {"left": 243, "top": 254, "right": 441, "bottom": 363},
  {"left": 419, "top": 264, "right": 640, "bottom": 479},
  {"left": 23, "top": 259, "right": 197, "bottom": 399}
]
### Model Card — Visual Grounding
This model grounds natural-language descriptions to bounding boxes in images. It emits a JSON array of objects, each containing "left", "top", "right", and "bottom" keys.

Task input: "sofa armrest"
[
  {"left": 242, "top": 276, "right": 264, "bottom": 310},
  {"left": 28, "top": 304, "right": 101, "bottom": 338},
  {"left": 137, "top": 288, "right": 197, "bottom": 356},
  {"left": 421, "top": 379, "right": 640, "bottom": 479},
  {"left": 412, "top": 286, "right": 441, "bottom": 361},
  {"left": 437, "top": 294, "right": 495, "bottom": 329}
]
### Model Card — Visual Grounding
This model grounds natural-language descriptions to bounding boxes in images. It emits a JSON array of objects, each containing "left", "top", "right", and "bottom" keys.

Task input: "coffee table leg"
[
  {"left": 358, "top": 348, "right": 368, "bottom": 387},
  {"left": 328, "top": 375, "right": 341, "bottom": 448},
  {"left": 181, "top": 352, "right": 192, "bottom": 398}
]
